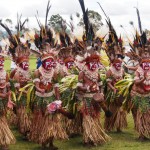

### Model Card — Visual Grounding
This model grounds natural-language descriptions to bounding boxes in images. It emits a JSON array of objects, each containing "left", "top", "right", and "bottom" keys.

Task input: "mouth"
[
  {"left": 68, "top": 65, "right": 73, "bottom": 69},
  {"left": 47, "top": 67, "right": 52, "bottom": 70},
  {"left": 144, "top": 85, "right": 150, "bottom": 91},
  {"left": 144, "top": 66, "right": 149, "bottom": 70},
  {"left": 24, "top": 66, "right": 29, "bottom": 69},
  {"left": 92, "top": 67, "right": 97, "bottom": 70}
]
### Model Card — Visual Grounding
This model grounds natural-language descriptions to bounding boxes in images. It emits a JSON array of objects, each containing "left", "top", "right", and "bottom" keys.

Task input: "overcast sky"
[{"left": 0, "top": 0, "right": 149, "bottom": 36}]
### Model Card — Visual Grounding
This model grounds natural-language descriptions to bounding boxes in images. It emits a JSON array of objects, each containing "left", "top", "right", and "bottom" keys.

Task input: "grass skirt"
[
  {"left": 38, "top": 113, "right": 68, "bottom": 144},
  {"left": 7, "top": 110, "right": 18, "bottom": 127},
  {"left": 29, "top": 95, "right": 68, "bottom": 144},
  {"left": 135, "top": 109, "right": 150, "bottom": 138},
  {"left": 28, "top": 109, "right": 43, "bottom": 142},
  {"left": 82, "top": 115, "right": 110, "bottom": 145},
  {"left": 0, "top": 115, "right": 16, "bottom": 146},
  {"left": 104, "top": 102, "right": 127, "bottom": 131},
  {"left": 64, "top": 113, "right": 83, "bottom": 136},
  {"left": 17, "top": 106, "right": 31, "bottom": 135}
]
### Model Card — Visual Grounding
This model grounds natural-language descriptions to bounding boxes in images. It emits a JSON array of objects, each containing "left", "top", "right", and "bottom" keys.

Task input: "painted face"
[
  {"left": 0, "top": 59, "right": 4, "bottom": 70},
  {"left": 97, "top": 62, "right": 103, "bottom": 69},
  {"left": 42, "top": 58, "right": 55, "bottom": 70},
  {"left": 141, "top": 62, "right": 150, "bottom": 70},
  {"left": 86, "top": 60, "right": 99, "bottom": 71},
  {"left": 20, "top": 61, "right": 29, "bottom": 70},
  {"left": 58, "top": 59, "right": 64, "bottom": 65},
  {"left": 65, "top": 61, "right": 74, "bottom": 69},
  {"left": 113, "top": 62, "right": 122, "bottom": 70}
]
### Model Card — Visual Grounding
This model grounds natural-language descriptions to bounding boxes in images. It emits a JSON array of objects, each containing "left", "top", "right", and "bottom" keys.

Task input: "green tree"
[
  {"left": 78, "top": 10, "right": 103, "bottom": 32},
  {"left": 48, "top": 14, "right": 64, "bottom": 32},
  {"left": 5, "top": 18, "right": 13, "bottom": 25}
]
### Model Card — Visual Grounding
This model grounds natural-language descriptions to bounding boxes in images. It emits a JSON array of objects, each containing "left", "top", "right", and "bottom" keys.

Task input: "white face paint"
[
  {"left": 66, "top": 61, "right": 74, "bottom": 69},
  {"left": 113, "top": 62, "right": 122, "bottom": 70},
  {"left": 45, "top": 61, "right": 55, "bottom": 70},
  {"left": 21, "top": 62, "right": 29, "bottom": 70},
  {"left": 142, "top": 62, "right": 150, "bottom": 70},
  {"left": 89, "top": 62, "right": 98, "bottom": 71}
]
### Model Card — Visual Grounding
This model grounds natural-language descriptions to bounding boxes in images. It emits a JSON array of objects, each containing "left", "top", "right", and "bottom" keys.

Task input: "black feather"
[
  {"left": 45, "top": 0, "right": 51, "bottom": 28},
  {"left": 65, "top": 33, "right": 71, "bottom": 46},
  {"left": 78, "top": 0, "right": 90, "bottom": 40},
  {"left": 60, "top": 33, "right": 67, "bottom": 47},
  {"left": 97, "top": 2, "right": 109, "bottom": 20},
  {"left": 46, "top": 28, "right": 53, "bottom": 43},
  {"left": 140, "top": 32, "right": 147, "bottom": 45},
  {"left": 135, "top": 7, "right": 142, "bottom": 35}
]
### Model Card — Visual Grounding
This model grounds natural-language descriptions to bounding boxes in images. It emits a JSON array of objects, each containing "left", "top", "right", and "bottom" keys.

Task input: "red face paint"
[
  {"left": 42, "top": 58, "right": 55, "bottom": 70},
  {"left": 86, "top": 60, "right": 99, "bottom": 71},
  {"left": 65, "top": 61, "right": 74, "bottom": 69},
  {"left": 141, "top": 62, "right": 150, "bottom": 71},
  {"left": 113, "top": 62, "right": 122, "bottom": 71},
  {"left": 20, "top": 61, "right": 29, "bottom": 70}
]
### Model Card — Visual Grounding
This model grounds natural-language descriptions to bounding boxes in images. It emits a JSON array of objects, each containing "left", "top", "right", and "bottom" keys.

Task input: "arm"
[
  {"left": 134, "top": 71, "right": 145, "bottom": 85},
  {"left": 99, "top": 101, "right": 112, "bottom": 117},
  {"left": 124, "top": 65, "right": 138, "bottom": 71},
  {"left": 106, "top": 70, "right": 116, "bottom": 93},
  {"left": 10, "top": 68, "right": 17, "bottom": 79},
  {"left": 58, "top": 108, "right": 74, "bottom": 119},
  {"left": 33, "top": 70, "right": 45, "bottom": 93},
  {"left": 77, "top": 72, "right": 89, "bottom": 92}
]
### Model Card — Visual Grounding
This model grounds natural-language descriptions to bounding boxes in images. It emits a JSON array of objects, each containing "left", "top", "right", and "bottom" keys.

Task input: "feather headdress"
[
  {"left": 126, "top": 7, "right": 150, "bottom": 63},
  {"left": 0, "top": 15, "right": 30, "bottom": 64}
]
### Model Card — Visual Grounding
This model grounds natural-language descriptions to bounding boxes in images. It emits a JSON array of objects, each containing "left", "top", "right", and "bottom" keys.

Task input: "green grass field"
[
  {"left": 4, "top": 58, "right": 150, "bottom": 150},
  {"left": 9, "top": 114, "right": 150, "bottom": 150},
  {"left": 4, "top": 57, "right": 37, "bottom": 71}
]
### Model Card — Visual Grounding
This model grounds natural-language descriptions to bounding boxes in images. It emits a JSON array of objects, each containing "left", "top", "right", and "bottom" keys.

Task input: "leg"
[
  {"left": 1, "top": 145, "right": 9, "bottom": 150},
  {"left": 48, "top": 137, "right": 58, "bottom": 150}
]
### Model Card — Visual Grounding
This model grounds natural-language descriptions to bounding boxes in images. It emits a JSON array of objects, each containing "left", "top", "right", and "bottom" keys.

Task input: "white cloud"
[{"left": 0, "top": 0, "right": 149, "bottom": 35}]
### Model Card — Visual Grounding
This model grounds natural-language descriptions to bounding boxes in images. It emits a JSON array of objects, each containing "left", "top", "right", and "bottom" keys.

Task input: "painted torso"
[{"left": 133, "top": 66, "right": 150, "bottom": 94}]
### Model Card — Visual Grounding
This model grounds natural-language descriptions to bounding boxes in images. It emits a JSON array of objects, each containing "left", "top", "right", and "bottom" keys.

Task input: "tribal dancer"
[
  {"left": 0, "top": 48, "right": 16, "bottom": 150},
  {"left": 29, "top": 3, "right": 70, "bottom": 149},
  {"left": 104, "top": 24, "right": 127, "bottom": 132},
  {"left": 11, "top": 43, "right": 31, "bottom": 137},
  {"left": 76, "top": 48, "right": 111, "bottom": 146},
  {"left": 0, "top": 18, "right": 31, "bottom": 138},
  {"left": 30, "top": 42, "right": 69, "bottom": 150},
  {"left": 58, "top": 37, "right": 84, "bottom": 137},
  {"left": 126, "top": 31, "right": 150, "bottom": 140}
]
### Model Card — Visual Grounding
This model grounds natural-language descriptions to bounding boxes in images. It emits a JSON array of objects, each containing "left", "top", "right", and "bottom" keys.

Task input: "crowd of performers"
[{"left": 0, "top": 0, "right": 150, "bottom": 150}]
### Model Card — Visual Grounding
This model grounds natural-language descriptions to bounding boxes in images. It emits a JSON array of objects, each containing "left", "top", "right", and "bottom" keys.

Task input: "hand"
[
  {"left": 90, "top": 84, "right": 98, "bottom": 92},
  {"left": 7, "top": 91, "right": 11, "bottom": 96},
  {"left": 40, "top": 89, "right": 45, "bottom": 94},
  {"left": 124, "top": 64, "right": 128, "bottom": 68},
  {"left": 105, "top": 110, "right": 113, "bottom": 118},
  {"left": 7, "top": 99, "right": 15, "bottom": 109},
  {"left": 0, "top": 93, "right": 7, "bottom": 98},
  {"left": 113, "top": 88, "right": 117, "bottom": 94}
]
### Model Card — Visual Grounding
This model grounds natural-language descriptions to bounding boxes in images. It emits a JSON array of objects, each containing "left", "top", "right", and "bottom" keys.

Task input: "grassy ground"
[
  {"left": 9, "top": 114, "right": 150, "bottom": 150},
  {"left": 4, "top": 58, "right": 150, "bottom": 150},
  {"left": 4, "top": 57, "right": 37, "bottom": 71}
]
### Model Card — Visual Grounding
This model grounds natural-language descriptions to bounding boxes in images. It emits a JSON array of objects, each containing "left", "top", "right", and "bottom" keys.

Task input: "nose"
[{"left": 94, "top": 63, "right": 98, "bottom": 68}]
